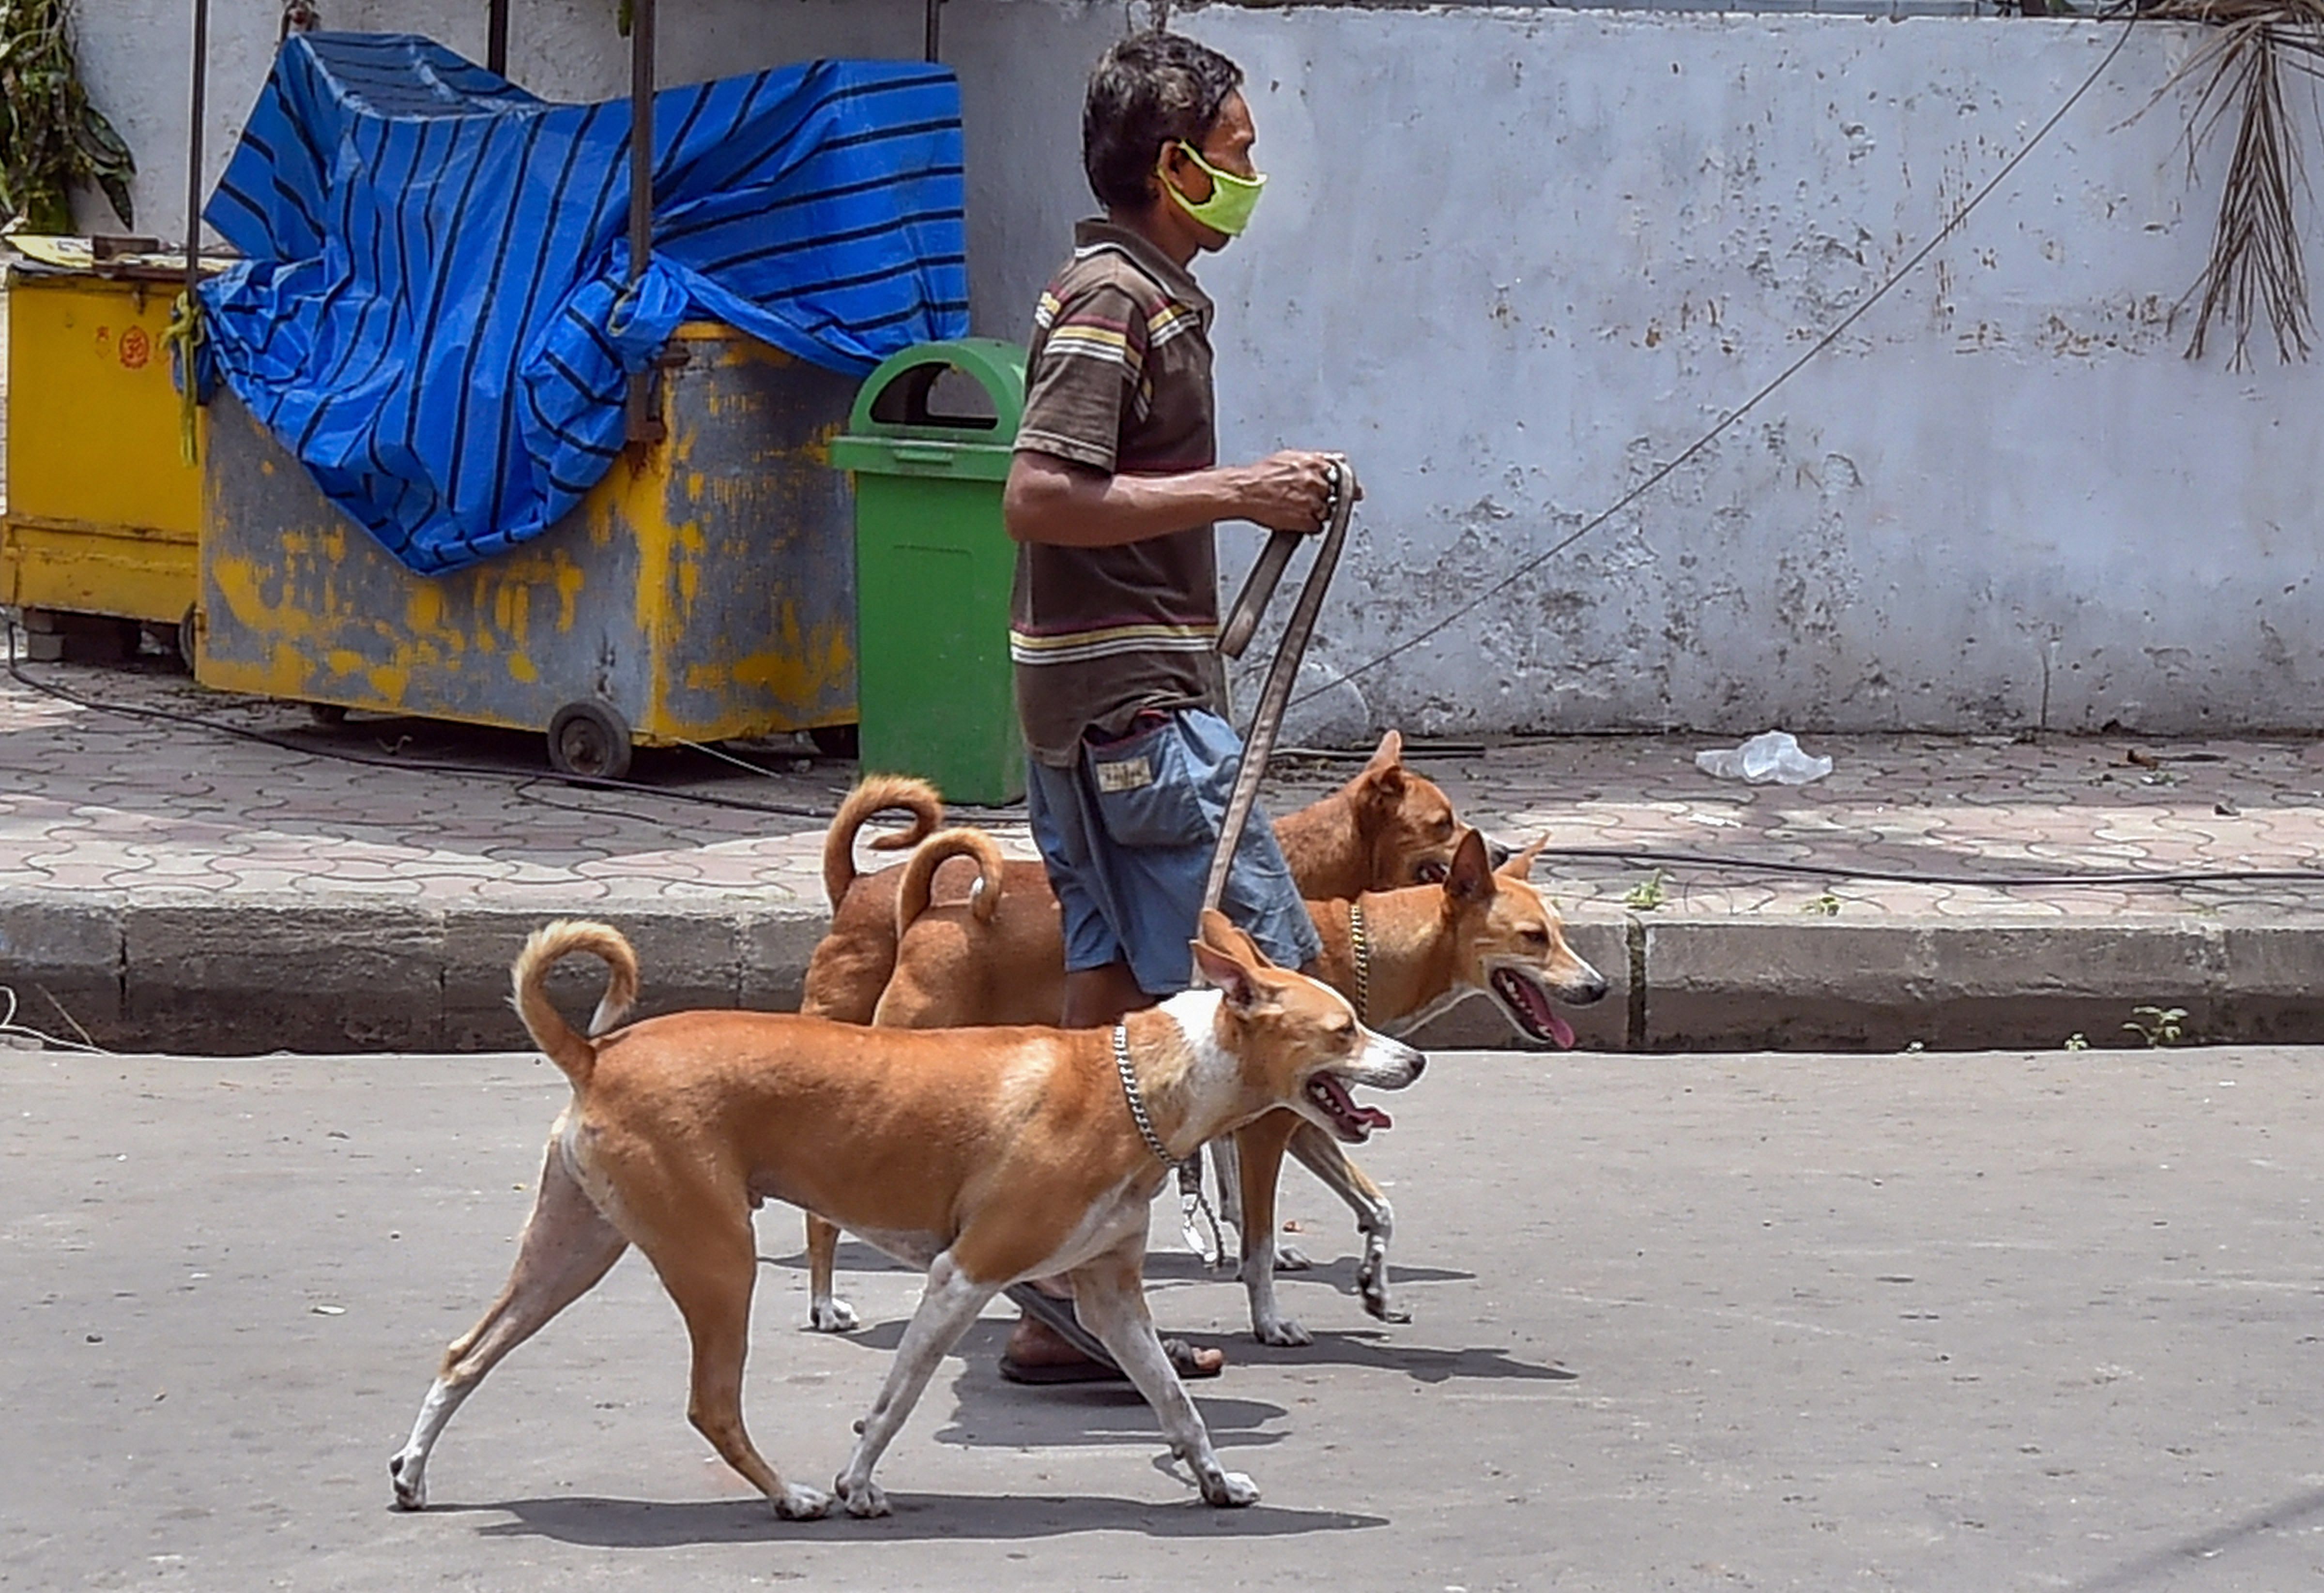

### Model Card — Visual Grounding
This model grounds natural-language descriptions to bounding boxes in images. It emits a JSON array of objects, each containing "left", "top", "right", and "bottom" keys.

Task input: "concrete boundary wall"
[{"left": 61, "top": 3, "right": 2321, "bottom": 737}]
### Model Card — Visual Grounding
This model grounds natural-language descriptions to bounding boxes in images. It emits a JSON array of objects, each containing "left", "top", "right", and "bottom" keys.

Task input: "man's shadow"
[
  {"left": 804, "top": 1319, "right": 1292, "bottom": 1452},
  {"left": 765, "top": 1241, "right": 1473, "bottom": 1281},
  {"left": 765, "top": 1241, "right": 1479, "bottom": 1300},
  {"left": 814, "top": 1308, "right": 1572, "bottom": 1457}
]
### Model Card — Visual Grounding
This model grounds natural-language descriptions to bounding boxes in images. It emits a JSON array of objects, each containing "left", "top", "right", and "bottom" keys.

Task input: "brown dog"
[
  {"left": 824, "top": 826, "right": 1607, "bottom": 1343},
  {"left": 388, "top": 914, "right": 1424, "bottom": 1517},
  {"left": 795, "top": 731, "right": 1478, "bottom": 1332},
  {"left": 798, "top": 731, "right": 1470, "bottom": 1028}
]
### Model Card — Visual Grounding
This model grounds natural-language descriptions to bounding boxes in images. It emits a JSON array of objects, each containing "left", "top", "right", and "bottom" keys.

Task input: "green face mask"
[{"left": 1161, "top": 140, "right": 1266, "bottom": 237}]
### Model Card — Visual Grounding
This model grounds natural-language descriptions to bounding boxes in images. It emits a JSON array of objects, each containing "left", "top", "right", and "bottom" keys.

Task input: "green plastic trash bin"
[{"left": 830, "top": 338, "right": 1028, "bottom": 806}]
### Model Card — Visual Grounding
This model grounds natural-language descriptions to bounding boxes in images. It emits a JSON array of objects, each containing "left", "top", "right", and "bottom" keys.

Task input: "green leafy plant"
[
  {"left": 1801, "top": 891, "right": 1842, "bottom": 917},
  {"left": 2064, "top": 1033, "right": 2090, "bottom": 1052},
  {"left": 1623, "top": 869, "right": 1668, "bottom": 912},
  {"left": 2123, "top": 1006, "right": 2189, "bottom": 1048},
  {"left": 0, "top": 0, "right": 134, "bottom": 234}
]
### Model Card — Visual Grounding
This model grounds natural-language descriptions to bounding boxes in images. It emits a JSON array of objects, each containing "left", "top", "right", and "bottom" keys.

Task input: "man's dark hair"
[{"left": 1082, "top": 31, "right": 1245, "bottom": 211}]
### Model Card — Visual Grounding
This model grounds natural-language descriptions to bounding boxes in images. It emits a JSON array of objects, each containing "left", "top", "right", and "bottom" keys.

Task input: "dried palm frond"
[{"left": 2141, "top": 0, "right": 2324, "bottom": 365}]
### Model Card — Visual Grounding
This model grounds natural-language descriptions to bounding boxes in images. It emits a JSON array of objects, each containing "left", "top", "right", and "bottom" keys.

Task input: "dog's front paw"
[
  {"left": 1357, "top": 1260, "right": 1409, "bottom": 1323},
  {"left": 835, "top": 1474, "right": 890, "bottom": 1518},
  {"left": 1274, "top": 1245, "right": 1315, "bottom": 1272},
  {"left": 809, "top": 1296, "right": 859, "bottom": 1333},
  {"left": 1201, "top": 1469, "right": 1261, "bottom": 1508},
  {"left": 1254, "top": 1316, "right": 1313, "bottom": 1348},
  {"left": 774, "top": 1483, "right": 832, "bottom": 1520},
  {"left": 388, "top": 1452, "right": 426, "bottom": 1511}
]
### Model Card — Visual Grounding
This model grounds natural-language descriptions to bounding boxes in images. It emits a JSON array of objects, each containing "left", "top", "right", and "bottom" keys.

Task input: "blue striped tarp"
[{"left": 197, "top": 34, "right": 968, "bottom": 576}]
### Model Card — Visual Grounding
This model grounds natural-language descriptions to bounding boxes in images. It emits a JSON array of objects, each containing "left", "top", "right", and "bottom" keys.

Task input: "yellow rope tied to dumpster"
[{"left": 162, "top": 290, "right": 205, "bottom": 466}]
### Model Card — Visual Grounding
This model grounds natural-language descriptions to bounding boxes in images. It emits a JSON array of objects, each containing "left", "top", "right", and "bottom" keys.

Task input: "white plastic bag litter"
[{"left": 1695, "top": 731, "right": 1833, "bottom": 786}]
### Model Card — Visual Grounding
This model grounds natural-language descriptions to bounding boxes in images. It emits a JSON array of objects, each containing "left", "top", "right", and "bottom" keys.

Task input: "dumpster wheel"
[
  {"left": 548, "top": 700, "right": 634, "bottom": 781},
  {"left": 809, "top": 723, "right": 860, "bottom": 760}
]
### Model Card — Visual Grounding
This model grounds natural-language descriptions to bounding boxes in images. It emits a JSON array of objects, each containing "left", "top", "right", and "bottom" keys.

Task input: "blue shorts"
[{"left": 1026, "top": 707, "right": 1322, "bottom": 998}]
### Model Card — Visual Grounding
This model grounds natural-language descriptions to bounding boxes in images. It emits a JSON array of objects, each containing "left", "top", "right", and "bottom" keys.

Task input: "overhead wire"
[{"left": 1293, "top": 10, "right": 2148, "bottom": 711}]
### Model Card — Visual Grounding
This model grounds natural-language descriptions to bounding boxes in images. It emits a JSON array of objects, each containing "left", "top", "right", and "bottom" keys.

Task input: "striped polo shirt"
[{"left": 1009, "top": 218, "right": 1223, "bottom": 768}]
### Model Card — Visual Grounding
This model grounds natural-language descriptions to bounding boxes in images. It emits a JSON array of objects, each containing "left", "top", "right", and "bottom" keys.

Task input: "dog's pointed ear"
[
  {"left": 1357, "top": 735, "right": 1407, "bottom": 805},
  {"left": 1192, "top": 910, "right": 1270, "bottom": 1009},
  {"left": 1497, "top": 837, "right": 1547, "bottom": 880},
  {"left": 1199, "top": 908, "right": 1275, "bottom": 968},
  {"left": 1444, "top": 827, "right": 1495, "bottom": 906}
]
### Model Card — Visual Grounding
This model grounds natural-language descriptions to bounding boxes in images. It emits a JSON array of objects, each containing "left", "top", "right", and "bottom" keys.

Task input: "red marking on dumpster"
[{"left": 119, "top": 327, "right": 152, "bottom": 370}]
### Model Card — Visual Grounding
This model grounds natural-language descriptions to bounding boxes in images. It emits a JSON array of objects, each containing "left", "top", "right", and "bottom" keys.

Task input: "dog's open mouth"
[
  {"left": 1492, "top": 967, "right": 1576, "bottom": 1049},
  {"left": 1306, "top": 1072, "right": 1394, "bottom": 1143}
]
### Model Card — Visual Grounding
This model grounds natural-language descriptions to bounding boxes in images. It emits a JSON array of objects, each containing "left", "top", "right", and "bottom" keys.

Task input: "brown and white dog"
[
  {"left": 387, "top": 914, "right": 1422, "bottom": 1517},
  {"left": 822, "top": 826, "right": 1608, "bottom": 1344},
  {"left": 798, "top": 731, "right": 1473, "bottom": 1029}
]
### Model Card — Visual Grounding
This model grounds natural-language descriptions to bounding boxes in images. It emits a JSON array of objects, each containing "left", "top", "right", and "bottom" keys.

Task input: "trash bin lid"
[{"left": 829, "top": 337, "right": 1025, "bottom": 481}]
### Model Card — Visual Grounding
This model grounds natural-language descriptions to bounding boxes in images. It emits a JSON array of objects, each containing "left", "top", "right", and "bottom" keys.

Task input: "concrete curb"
[
  {"left": 3, "top": 891, "right": 2320, "bottom": 1055},
  {"left": 0, "top": 891, "right": 825, "bottom": 1056}
]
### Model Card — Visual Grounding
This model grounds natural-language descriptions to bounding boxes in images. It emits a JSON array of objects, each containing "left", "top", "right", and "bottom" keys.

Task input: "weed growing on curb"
[{"left": 2123, "top": 1006, "right": 2189, "bottom": 1048}]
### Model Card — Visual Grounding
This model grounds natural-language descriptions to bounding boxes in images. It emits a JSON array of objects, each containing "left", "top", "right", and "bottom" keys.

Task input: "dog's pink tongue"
[
  {"left": 1357, "top": 1104, "right": 1393, "bottom": 1131},
  {"left": 1548, "top": 1010, "right": 1576, "bottom": 1050}
]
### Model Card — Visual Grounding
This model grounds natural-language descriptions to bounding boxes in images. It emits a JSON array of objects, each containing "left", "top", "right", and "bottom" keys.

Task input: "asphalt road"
[{"left": 5, "top": 1044, "right": 2323, "bottom": 1591}]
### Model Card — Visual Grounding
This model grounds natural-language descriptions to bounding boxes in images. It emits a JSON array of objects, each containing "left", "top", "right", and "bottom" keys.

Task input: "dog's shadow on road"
[
  {"left": 1142, "top": 1249, "right": 1478, "bottom": 1295},
  {"left": 465, "top": 1490, "right": 1381, "bottom": 1547},
  {"left": 1235, "top": 1327, "right": 1579, "bottom": 1385}
]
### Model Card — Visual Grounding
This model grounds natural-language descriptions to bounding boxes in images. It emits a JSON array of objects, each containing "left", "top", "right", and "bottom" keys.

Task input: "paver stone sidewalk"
[{"left": 3, "top": 650, "right": 2320, "bottom": 1053}]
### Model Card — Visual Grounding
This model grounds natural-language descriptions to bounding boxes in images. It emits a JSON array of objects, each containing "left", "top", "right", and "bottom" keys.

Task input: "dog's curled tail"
[
  {"left": 511, "top": 919, "right": 640, "bottom": 1087},
  {"left": 894, "top": 827, "right": 1007, "bottom": 937},
  {"left": 822, "top": 775, "right": 945, "bottom": 910}
]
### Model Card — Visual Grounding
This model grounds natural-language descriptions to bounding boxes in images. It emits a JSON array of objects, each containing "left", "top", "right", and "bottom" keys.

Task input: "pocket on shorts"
[{"left": 1083, "top": 718, "right": 1212, "bottom": 849}]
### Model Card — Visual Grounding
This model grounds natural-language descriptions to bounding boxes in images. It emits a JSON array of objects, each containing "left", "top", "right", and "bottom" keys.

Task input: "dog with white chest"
[{"left": 388, "top": 911, "right": 1422, "bottom": 1517}]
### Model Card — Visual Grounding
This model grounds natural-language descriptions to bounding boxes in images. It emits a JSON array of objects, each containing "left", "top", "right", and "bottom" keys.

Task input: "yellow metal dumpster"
[
  {"left": 0, "top": 238, "right": 224, "bottom": 659},
  {"left": 197, "top": 322, "right": 860, "bottom": 779}
]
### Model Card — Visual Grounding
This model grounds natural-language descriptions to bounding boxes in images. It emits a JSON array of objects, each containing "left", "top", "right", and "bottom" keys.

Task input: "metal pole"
[
  {"left": 487, "top": 0, "right": 511, "bottom": 76},
  {"left": 624, "top": 0, "right": 660, "bottom": 443},
  {"left": 183, "top": 0, "right": 210, "bottom": 304},
  {"left": 924, "top": 0, "right": 941, "bottom": 62}
]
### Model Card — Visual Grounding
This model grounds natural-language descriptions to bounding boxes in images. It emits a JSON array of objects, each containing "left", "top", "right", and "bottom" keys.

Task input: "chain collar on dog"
[
  {"left": 1113, "top": 1023, "right": 1175, "bottom": 1167},
  {"left": 1348, "top": 898, "right": 1372, "bottom": 1025},
  {"left": 1117, "top": 1023, "right": 1229, "bottom": 1264}
]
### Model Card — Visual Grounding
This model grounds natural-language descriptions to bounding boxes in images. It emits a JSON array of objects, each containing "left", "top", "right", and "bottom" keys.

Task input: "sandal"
[
  {"left": 997, "top": 1336, "right": 1222, "bottom": 1384},
  {"left": 1000, "top": 1283, "right": 1224, "bottom": 1381}
]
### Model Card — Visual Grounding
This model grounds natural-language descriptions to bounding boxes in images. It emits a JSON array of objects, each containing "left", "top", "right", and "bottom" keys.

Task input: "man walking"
[{"left": 999, "top": 31, "right": 1343, "bottom": 1383}]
